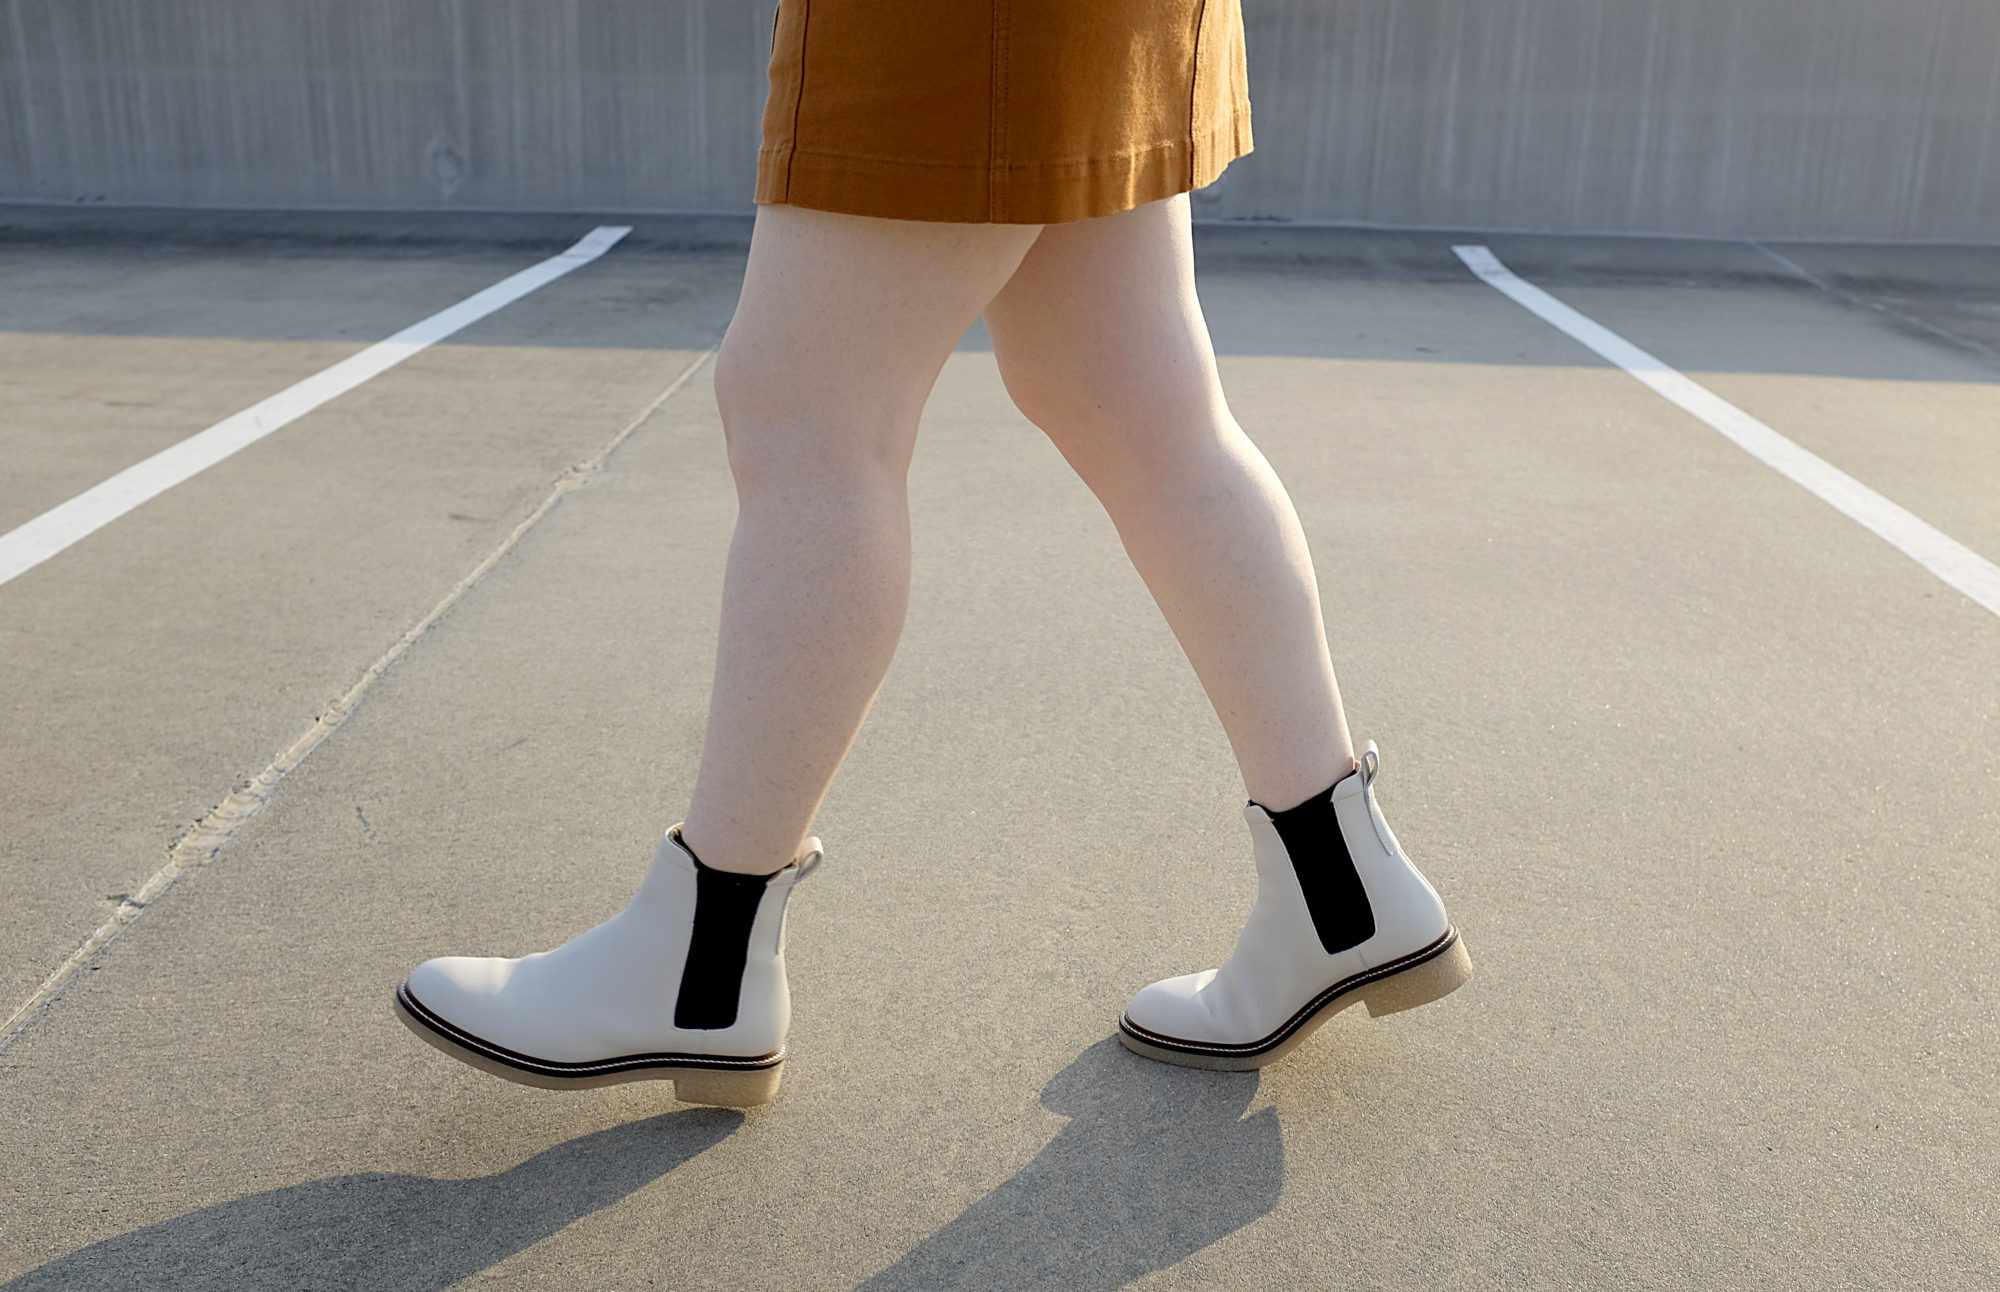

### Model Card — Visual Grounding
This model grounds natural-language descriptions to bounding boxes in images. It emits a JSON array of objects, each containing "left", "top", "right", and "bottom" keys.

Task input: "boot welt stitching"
[
  {"left": 397, "top": 982, "right": 784, "bottom": 1076},
  {"left": 1117, "top": 926, "right": 1462, "bottom": 1058}
]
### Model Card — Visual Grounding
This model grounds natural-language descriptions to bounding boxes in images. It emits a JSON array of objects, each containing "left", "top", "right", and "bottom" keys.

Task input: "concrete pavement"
[{"left": 1, "top": 210, "right": 1995, "bottom": 1288}]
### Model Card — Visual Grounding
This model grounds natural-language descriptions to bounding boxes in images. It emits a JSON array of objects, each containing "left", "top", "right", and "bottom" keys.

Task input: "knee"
[
  {"left": 991, "top": 350, "right": 1115, "bottom": 449},
  {"left": 994, "top": 353, "right": 1225, "bottom": 486},
  {"left": 713, "top": 336, "right": 910, "bottom": 498},
  {"left": 711, "top": 336, "right": 771, "bottom": 482},
  {"left": 995, "top": 363, "right": 1130, "bottom": 488},
  {"left": 711, "top": 327, "right": 795, "bottom": 452}
]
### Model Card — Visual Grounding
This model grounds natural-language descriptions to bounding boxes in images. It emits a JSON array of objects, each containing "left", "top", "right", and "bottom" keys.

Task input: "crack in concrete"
[
  {"left": 1749, "top": 240, "right": 2000, "bottom": 367},
  {"left": 0, "top": 348, "right": 714, "bottom": 1051}
]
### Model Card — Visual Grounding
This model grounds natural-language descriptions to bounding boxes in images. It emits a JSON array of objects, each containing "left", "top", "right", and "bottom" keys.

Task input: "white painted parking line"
[
  {"left": 0, "top": 225, "right": 632, "bottom": 590},
  {"left": 1454, "top": 244, "right": 2000, "bottom": 621}
]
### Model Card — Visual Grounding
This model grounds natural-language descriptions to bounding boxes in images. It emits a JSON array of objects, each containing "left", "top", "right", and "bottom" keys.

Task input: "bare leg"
[
  {"left": 681, "top": 203, "right": 1043, "bottom": 873},
  {"left": 980, "top": 192, "right": 1356, "bottom": 812}
]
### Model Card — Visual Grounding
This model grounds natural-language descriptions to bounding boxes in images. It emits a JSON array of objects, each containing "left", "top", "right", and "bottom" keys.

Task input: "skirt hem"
[{"left": 754, "top": 100, "right": 1253, "bottom": 225}]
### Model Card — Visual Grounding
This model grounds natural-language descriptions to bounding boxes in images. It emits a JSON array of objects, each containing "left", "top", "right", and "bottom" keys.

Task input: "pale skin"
[{"left": 680, "top": 191, "right": 1357, "bottom": 875}]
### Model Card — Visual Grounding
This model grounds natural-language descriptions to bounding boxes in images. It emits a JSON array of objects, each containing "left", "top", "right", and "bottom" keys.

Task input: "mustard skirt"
[{"left": 753, "top": 0, "right": 1255, "bottom": 225}]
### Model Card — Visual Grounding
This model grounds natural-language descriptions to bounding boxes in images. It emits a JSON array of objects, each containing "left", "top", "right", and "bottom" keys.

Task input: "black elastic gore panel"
[
  {"left": 1259, "top": 784, "right": 1375, "bottom": 954},
  {"left": 673, "top": 853, "right": 772, "bottom": 1030}
]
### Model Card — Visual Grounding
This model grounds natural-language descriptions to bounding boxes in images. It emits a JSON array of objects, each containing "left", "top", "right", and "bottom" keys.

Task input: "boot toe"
[
  {"left": 403, "top": 955, "right": 522, "bottom": 1042},
  {"left": 1122, "top": 969, "right": 1218, "bottom": 1039}
]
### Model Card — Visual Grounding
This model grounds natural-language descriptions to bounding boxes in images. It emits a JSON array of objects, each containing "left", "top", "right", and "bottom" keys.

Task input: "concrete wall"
[
  {"left": 0, "top": 1, "right": 773, "bottom": 215},
  {"left": 4, "top": 0, "right": 1998, "bottom": 240},
  {"left": 1216, "top": 0, "right": 2000, "bottom": 241}
]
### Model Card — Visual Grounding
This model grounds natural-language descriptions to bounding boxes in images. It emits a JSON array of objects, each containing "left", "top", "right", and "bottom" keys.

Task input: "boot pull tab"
[
  {"left": 789, "top": 837, "right": 826, "bottom": 884},
  {"left": 1359, "top": 740, "right": 1380, "bottom": 788}
]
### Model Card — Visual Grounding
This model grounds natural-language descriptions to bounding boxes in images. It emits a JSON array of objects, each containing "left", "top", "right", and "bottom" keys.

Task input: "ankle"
[
  {"left": 1248, "top": 755, "right": 1360, "bottom": 815},
  {"left": 672, "top": 823, "right": 796, "bottom": 877}
]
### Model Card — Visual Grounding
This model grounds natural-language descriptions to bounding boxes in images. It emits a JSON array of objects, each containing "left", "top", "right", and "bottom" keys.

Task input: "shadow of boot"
[
  {"left": 5, "top": 1107, "right": 742, "bottom": 1291},
  {"left": 856, "top": 1037, "right": 1284, "bottom": 1291}
]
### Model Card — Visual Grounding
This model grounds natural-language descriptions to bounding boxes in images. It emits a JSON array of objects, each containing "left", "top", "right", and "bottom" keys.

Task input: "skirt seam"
[
  {"left": 987, "top": 0, "right": 1007, "bottom": 221},
  {"left": 780, "top": 0, "right": 812, "bottom": 198},
  {"left": 1189, "top": 0, "right": 1212, "bottom": 192}
]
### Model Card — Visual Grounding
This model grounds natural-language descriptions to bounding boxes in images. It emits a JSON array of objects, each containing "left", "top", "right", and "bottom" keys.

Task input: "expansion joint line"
[
  {"left": 0, "top": 349, "right": 716, "bottom": 1050},
  {"left": 1748, "top": 240, "right": 2000, "bottom": 367}
]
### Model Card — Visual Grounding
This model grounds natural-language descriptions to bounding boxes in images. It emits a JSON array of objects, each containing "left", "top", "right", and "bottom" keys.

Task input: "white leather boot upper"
[
  {"left": 1123, "top": 742, "right": 1449, "bottom": 1047},
  {"left": 403, "top": 827, "right": 822, "bottom": 1063}
]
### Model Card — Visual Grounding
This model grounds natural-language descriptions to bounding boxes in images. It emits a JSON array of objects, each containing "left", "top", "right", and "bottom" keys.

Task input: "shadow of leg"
[
  {"left": 5, "top": 1108, "right": 742, "bottom": 1291},
  {"left": 857, "top": 1037, "right": 1284, "bottom": 1291}
]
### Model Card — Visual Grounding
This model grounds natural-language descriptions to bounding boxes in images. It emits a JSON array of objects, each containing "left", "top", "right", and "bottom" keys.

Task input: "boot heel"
[
  {"left": 1360, "top": 934, "right": 1472, "bottom": 1018},
  {"left": 673, "top": 1063, "right": 784, "bottom": 1108}
]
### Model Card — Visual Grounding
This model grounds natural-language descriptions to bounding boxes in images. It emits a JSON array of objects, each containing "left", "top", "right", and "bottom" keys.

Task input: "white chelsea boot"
[
  {"left": 394, "top": 824, "right": 823, "bottom": 1107},
  {"left": 1118, "top": 740, "right": 1470, "bottom": 1070}
]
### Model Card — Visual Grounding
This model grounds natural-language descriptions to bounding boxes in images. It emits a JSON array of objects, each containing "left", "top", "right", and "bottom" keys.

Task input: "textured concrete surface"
[
  {"left": 1, "top": 215, "right": 1995, "bottom": 1289},
  {"left": 0, "top": 237, "right": 745, "bottom": 1017},
  {"left": 7, "top": 0, "right": 2000, "bottom": 238}
]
